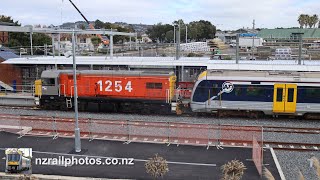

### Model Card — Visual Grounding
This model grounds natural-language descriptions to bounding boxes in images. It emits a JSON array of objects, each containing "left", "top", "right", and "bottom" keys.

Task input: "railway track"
[
  {"left": 0, "top": 106, "right": 39, "bottom": 110},
  {"left": 264, "top": 141, "right": 320, "bottom": 151},
  {"left": 0, "top": 113, "right": 319, "bottom": 152}
]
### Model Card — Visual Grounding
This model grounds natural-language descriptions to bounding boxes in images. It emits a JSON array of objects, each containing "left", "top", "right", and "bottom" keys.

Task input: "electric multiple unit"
[
  {"left": 5, "top": 149, "right": 31, "bottom": 173},
  {"left": 190, "top": 70, "right": 320, "bottom": 118}
]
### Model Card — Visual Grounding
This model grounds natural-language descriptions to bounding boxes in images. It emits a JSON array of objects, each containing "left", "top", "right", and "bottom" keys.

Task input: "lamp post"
[
  {"left": 173, "top": 26, "right": 176, "bottom": 45},
  {"left": 185, "top": 25, "right": 188, "bottom": 44},
  {"left": 72, "top": 29, "right": 81, "bottom": 153}
]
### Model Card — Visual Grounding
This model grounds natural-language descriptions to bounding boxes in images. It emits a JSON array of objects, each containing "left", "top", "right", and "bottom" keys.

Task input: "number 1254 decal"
[{"left": 97, "top": 80, "right": 133, "bottom": 92}]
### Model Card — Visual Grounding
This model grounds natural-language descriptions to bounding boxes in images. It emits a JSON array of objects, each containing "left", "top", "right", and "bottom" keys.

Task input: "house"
[
  {"left": 52, "top": 34, "right": 95, "bottom": 52},
  {"left": 139, "top": 34, "right": 152, "bottom": 43}
]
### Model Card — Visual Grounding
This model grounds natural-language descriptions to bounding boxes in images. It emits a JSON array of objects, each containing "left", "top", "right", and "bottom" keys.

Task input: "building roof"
[
  {"left": 258, "top": 28, "right": 320, "bottom": 39},
  {"left": 3, "top": 56, "right": 320, "bottom": 72},
  {"left": 0, "top": 47, "right": 19, "bottom": 60}
]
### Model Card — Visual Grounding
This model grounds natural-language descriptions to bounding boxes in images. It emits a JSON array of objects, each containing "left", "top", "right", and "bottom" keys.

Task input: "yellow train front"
[{"left": 5, "top": 149, "right": 31, "bottom": 173}]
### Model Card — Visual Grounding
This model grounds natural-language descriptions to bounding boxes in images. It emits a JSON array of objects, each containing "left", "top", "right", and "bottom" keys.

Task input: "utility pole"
[
  {"left": 30, "top": 27, "right": 33, "bottom": 56},
  {"left": 110, "top": 29, "right": 113, "bottom": 59},
  {"left": 252, "top": 19, "right": 255, "bottom": 60},
  {"left": 52, "top": 34, "right": 55, "bottom": 57},
  {"left": 236, "top": 34, "right": 240, "bottom": 64},
  {"left": 175, "top": 24, "right": 181, "bottom": 60},
  {"left": 72, "top": 29, "right": 81, "bottom": 153},
  {"left": 58, "top": 33, "right": 61, "bottom": 57},
  {"left": 173, "top": 26, "right": 176, "bottom": 45},
  {"left": 185, "top": 25, "right": 188, "bottom": 44}
]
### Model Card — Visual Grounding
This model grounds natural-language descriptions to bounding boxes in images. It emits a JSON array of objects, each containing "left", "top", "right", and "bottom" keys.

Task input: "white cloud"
[{"left": 0, "top": 0, "right": 319, "bottom": 29}]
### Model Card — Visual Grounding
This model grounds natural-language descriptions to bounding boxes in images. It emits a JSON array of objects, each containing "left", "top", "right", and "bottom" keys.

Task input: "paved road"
[{"left": 0, "top": 132, "right": 280, "bottom": 179}]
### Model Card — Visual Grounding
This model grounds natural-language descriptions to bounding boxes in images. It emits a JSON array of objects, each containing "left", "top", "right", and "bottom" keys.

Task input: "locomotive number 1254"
[{"left": 97, "top": 80, "right": 133, "bottom": 92}]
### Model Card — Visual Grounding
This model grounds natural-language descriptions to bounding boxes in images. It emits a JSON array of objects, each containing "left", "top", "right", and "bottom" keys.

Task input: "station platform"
[
  {"left": 0, "top": 131, "right": 283, "bottom": 180},
  {"left": 0, "top": 93, "right": 35, "bottom": 107}
]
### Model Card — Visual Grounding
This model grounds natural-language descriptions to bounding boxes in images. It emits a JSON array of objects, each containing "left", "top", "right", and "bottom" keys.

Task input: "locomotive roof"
[{"left": 41, "top": 70, "right": 175, "bottom": 78}]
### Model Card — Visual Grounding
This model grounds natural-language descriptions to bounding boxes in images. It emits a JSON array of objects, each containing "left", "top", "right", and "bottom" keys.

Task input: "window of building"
[
  {"left": 80, "top": 38, "right": 86, "bottom": 43},
  {"left": 146, "top": 82, "right": 162, "bottom": 89}
]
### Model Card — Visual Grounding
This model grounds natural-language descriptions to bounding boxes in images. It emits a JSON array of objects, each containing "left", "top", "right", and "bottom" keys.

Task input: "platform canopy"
[{"left": 3, "top": 56, "right": 320, "bottom": 72}]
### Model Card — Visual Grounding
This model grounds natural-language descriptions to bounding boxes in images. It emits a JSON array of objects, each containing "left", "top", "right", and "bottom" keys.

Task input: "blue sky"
[{"left": 0, "top": 0, "right": 319, "bottom": 30}]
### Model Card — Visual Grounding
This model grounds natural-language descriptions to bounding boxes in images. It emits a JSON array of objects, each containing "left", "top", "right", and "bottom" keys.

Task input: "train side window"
[
  {"left": 155, "top": 83, "right": 162, "bottom": 89},
  {"left": 42, "top": 78, "right": 55, "bottom": 86},
  {"left": 146, "top": 83, "right": 162, "bottom": 89},
  {"left": 305, "top": 88, "right": 320, "bottom": 98},
  {"left": 212, "top": 84, "right": 218, "bottom": 95},
  {"left": 246, "top": 86, "right": 264, "bottom": 96},
  {"left": 235, "top": 87, "right": 242, "bottom": 96},
  {"left": 276, "top": 88, "right": 283, "bottom": 102},
  {"left": 287, "top": 88, "right": 294, "bottom": 102}
]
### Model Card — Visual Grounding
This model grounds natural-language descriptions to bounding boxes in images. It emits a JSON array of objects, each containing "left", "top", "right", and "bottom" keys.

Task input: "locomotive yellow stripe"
[{"left": 169, "top": 75, "right": 177, "bottom": 100}]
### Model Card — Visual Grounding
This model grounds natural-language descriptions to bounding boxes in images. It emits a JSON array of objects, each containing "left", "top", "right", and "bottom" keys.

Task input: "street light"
[{"left": 72, "top": 29, "right": 81, "bottom": 153}]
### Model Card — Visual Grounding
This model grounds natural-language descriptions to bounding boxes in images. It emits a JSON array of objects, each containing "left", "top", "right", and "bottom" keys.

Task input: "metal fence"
[{"left": 0, "top": 114, "right": 263, "bottom": 148}]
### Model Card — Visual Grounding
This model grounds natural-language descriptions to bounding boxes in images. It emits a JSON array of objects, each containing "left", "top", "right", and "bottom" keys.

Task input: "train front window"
[
  {"left": 42, "top": 78, "right": 55, "bottom": 86},
  {"left": 7, "top": 154, "right": 20, "bottom": 161}
]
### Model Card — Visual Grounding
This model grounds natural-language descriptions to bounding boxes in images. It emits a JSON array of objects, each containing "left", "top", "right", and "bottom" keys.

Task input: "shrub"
[
  {"left": 221, "top": 159, "right": 246, "bottom": 180},
  {"left": 145, "top": 154, "right": 169, "bottom": 179}
]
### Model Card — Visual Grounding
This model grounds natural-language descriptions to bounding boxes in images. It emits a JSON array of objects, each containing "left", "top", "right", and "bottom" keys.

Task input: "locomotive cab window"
[
  {"left": 146, "top": 82, "right": 162, "bottom": 89},
  {"left": 42, "top": 78, "right": 55, "bottom": 86}
]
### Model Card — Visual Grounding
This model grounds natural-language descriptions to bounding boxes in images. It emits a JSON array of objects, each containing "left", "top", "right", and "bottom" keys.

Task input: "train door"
[{"left": 273, "top": 84, "right": 297, "bottom": 113}]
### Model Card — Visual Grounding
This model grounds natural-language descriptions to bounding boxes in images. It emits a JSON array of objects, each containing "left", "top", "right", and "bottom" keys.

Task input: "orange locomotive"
[{"left": 36, "top": 70, "right": 176, "bottom": 113}]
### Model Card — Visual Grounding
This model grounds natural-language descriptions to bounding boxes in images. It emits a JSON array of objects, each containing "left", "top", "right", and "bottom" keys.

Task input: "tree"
[
  {"left": 94, "top": 19, "right": 104, "bottom": 29},
  {"left": 298, "top": 14, "right": 307, "bottom": 28},
  {"left": 188, "top": 20, "right": 216, "bottom": 41},
  {"left": 311, "top": 14, "right": 319, "bottom": 28},
  {"left": 0, "top": 15, "right": 19, "bottom": 25},
  {"left": 0, "top": 15, "right": 51, "bottom": 47},
  {"left": 298, "top": 14, "right": 319, "bottom": 28},
  {"left": 165, "top": 30, "right": 174, "bottom": 43},
  {"left": 146, "top": 23, "right": 173, "bottom": 42},
  {"left": 79, "top": 24, "right": 86, "bottom": 30}
]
